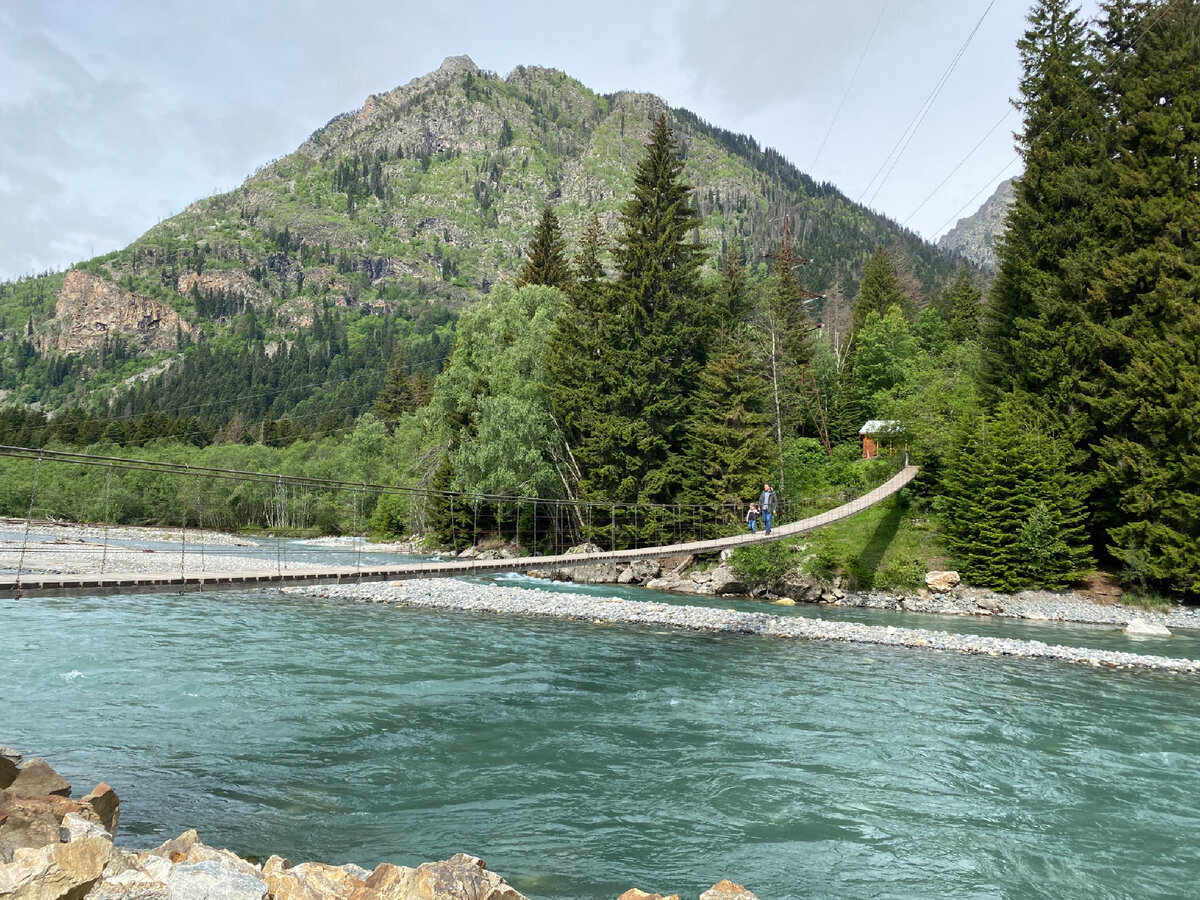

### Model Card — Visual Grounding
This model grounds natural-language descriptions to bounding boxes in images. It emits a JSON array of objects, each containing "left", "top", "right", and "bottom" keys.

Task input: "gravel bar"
[{"left": 286, "top": 580, "right": 1200, "bottom": 675}]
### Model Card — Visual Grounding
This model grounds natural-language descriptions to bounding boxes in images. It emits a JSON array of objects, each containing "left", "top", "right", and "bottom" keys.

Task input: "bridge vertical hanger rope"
[
  {"left": 194, "top": 473, "right": 205, "bottom": 578},
  {"left": 15, "top": 451, "right": 43, "bottom": 592},
  {"left": 101, "top": 464, "right": 113, "bottom": 574},
  {"left": 180, "top": 469, "right": 188, "bottom": 581},
  {"left": 275, "top": 476, "right": 284, "bottom": 575}
]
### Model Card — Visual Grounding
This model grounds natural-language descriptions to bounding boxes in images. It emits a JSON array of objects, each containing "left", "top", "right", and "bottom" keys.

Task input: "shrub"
[{"left": 729, "top": 540, "right": 794, "bottom": 586}]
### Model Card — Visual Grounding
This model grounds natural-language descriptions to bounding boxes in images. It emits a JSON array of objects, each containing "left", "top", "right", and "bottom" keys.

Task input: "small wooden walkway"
[{"left": 0, "top": 467, "right": 919, "bottom": 599}]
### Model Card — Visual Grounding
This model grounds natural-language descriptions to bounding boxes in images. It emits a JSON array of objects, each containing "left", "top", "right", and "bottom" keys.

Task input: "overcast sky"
[{"left": 0, "top": 0, "right": 1095, "bottom": 282}]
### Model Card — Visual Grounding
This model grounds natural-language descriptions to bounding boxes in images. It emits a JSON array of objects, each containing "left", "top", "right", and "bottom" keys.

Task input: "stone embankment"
[
  {"left": 289, "top": 579, "right": 1200, "bottom": 674},
  {"left": 0, "top": 750, "right": 756, "bottom": 900}
]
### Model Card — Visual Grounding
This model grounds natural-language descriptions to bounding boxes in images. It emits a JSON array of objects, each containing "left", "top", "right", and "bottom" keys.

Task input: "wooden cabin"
[{"left": 859, "top": 420, "right": 899, "bottom": 459}]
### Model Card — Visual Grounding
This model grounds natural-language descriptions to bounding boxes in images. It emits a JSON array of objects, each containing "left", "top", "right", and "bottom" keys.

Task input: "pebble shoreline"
[
  {"left": 5, "top": 521, "right": 1198, "bottom": 675},
  {"left": 286, "top": 580, "right": 1200, "bottom": 675}
]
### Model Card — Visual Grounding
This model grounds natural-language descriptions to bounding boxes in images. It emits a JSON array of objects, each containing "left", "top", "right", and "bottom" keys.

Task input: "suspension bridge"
[{"left": 0, "top": 445, "right": 918, "bottom": 598}]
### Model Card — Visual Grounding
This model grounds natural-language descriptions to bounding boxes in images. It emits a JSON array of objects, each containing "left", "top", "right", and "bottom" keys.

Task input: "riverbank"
[
  {"left": 285, "top": 579, "right": 1200, "bottom": 674},
  {"left": 4, "top": 520, "right": 1197, "bottom": 667},
  {"left": 1, "top": 749, "right": 751, "bottom": 899}
]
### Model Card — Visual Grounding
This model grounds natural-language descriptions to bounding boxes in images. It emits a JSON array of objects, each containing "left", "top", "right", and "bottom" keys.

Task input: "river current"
[{"left": 4, "top": 538, "right": 1200, "bottom": 899}]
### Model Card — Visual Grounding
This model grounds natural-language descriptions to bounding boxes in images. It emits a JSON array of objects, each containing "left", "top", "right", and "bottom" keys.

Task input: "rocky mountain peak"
[
  {"left": 438, "top": 54, "right": 480, "bottom": 75},
  {"left": 937, "top": 177, "right": 1016, "bottom": 272}
]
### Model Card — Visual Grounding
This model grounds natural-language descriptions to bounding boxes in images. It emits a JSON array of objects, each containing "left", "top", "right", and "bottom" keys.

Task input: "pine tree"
[
  {"left": 719, "top": 240, "right": 750, "bottom": 323},
  {"left": 940, "top": 400, "right": 1092, "bottom": 591},
  {"left": 682, "top": 329, "right": 775, "bottom": 532},
  {"left": 571, "top": 115, "right": 710, "bottom": 525},
  {"left": 1088, "top": 0, "right": 1200, "bottom": 598},
  {"left": 373, "top": 342, "right": 415, "bottom": 433},
  {"left": 946, "top": 270, "right": 983, "bottom": 344},
  {"left": 982, "top": 0, "right": 1102, "bottom": 431},
  {"left": 516, "top": 205, "right": 573, "bottom": 290},
  {"left": 852, "top": 248, "right": 913, "bottom": 335},
  {"left": 544, "top": 215, "right": 610, "bottom": 499}
]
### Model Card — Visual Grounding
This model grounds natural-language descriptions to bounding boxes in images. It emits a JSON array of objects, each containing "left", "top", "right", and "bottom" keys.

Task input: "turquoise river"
[{"left": 4, "top": 540, "right": 1200, "bottom": 899}]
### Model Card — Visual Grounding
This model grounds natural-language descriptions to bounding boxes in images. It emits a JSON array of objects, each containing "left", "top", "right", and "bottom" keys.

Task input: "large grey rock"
[
  {"left": 551, "top": 562, "right": 620, "bottom": 584},
  {"left": 617, "top": 559, "right": 661, "bottom": 584},
  {"left": 1125, "top": 618, "right": 1171, "bottom": 636},
  {"left": 564, "top": 542, "right": 602, "bottom": 555},
  {"left": 58, "top": 812, "right": 110, "bottom": 844},
  {"left": 87, "top": 867, "right": 169, "bottom": 900},
  {"left": 166, "top": 859, "right": 268, "bottom": 900},
  {"left": 710, "top": 566, "right": 746, "bottom": 596}
]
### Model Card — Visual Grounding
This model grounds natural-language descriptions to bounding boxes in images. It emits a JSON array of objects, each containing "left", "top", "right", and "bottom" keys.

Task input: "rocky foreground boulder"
[{"left": 0, "top": 749, "right": 760, "bottom": 900}]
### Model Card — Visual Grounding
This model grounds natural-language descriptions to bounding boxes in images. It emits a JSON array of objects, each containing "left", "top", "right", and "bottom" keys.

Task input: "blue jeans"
[
  {"left": 748, "top": 519, "right": 757, "bottom": 533},
  {"left": 762, "top": 512, "right": 773, "bottom": 533}
]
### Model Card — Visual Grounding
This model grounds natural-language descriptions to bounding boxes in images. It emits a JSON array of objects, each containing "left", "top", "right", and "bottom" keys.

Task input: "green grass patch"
[
  {"left": 801, "top": 494, "right": 942, "bottom": 592},
  {"left": 1120, "top": 591, "right": 1174, "bottom": 612}
]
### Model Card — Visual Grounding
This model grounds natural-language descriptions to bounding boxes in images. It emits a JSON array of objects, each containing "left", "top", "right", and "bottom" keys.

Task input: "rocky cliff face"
[
  {"left": 937, "top": 177, "right": 1016, "bottom": 271},
  {"left": 38, "top": 269, "right": 193, "bottom": 355}
]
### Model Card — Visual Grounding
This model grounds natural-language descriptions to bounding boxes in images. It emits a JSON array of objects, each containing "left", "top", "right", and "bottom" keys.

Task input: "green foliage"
[
  {"left": 798, "top": 497, "right": 937, "bottom": 592},
  {"left": 432, "top": 283, "right": 566, "bottom": 497},
  {"left": 852, "top": 305, "right": 919, "bottom": 413},
  {"left": 852, "top": 248, "right": 913, "bottom": 335},
  {"left": 729, "top": 539, "right": 794, "bottom": 586},
  {"left": 516, "top": 206, "right": 573, "bottom": 290},
  {"left": 945, "top": 270, "right": 982, "bottom": 344},
  {"left": 682, "top": 329, "right": 776, "bottom": 524},
  {"left": 939, "top": 400, "right": 1092, "bottom": 591}
]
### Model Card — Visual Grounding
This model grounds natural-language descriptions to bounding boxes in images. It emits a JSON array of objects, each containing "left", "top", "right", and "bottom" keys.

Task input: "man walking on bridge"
[{"left": 759, "top": 483, "right": 778, "bottom": 535}]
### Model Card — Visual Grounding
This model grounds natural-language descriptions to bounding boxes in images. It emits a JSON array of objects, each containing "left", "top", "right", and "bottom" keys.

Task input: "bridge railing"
[{"left": 0, "top": 445, "right": 909, "bottom": 572}]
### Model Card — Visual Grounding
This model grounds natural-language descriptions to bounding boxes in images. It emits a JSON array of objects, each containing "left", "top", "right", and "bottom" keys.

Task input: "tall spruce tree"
[
  {"left": 682, "top": 329, "right": 775, "bottom": 532},
  {"left": 1088, "top": 0, "right": 1200, "bottom": 597},
  {"left": 571, "top": 115, "right": 710, "bottom": 529},
  {"left": 946, "top": 270, "right": 983, "bottom": 344},
  {"left": 544, "top": 214, "right": 611, "bottom": 497},
  {"left": 940, "top": 400, "right": 1093, "bottom": 591},
  {"left": 720, "top": 240, "right": 751, "bottom": 323},
  {"left": 373, "top": 342, "right": 415, "bottom": 433},
  {"left": 982, "top": 0, "right": 1102, "bottom": 433},
  {"left": 516, "top": 205, "right": 573, "bottom": 290},
  {"left": 852, "top": 248, "right": 913, "bottom": 335}
]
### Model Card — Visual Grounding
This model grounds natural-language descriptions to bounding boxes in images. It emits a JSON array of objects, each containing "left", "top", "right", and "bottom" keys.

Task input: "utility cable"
[
  {"left": 860, "top": 0, "right": 995, "bottom": 208},
  {"left": 810, "top": 0, "right": 891, "bottom": 173}
]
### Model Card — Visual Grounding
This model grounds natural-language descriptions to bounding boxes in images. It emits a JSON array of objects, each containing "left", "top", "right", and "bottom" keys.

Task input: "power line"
[
  {"left": 860, "top": 1, "right": 996, "bottom": 208},
  {"left": 810, "top": 0, "right": 891, "bottom": 174},
  {"left": 924, "top": 0, "right": 1185, "bottom": 238}
]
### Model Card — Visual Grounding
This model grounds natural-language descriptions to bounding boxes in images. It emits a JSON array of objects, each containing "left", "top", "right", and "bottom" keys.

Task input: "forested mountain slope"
[{"left": 0, "top": 54, "right": 962, "bottom": 438}]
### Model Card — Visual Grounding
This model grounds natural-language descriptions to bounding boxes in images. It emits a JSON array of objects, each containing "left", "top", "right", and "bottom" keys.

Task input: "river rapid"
[{"left": 4, "top": 538, "right": 1200, "bottom": 899}]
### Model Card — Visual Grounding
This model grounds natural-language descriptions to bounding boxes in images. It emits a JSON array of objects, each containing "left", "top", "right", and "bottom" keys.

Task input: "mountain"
[
  {"left": 937, "top": 177, "right": 1016, "bottom": 271},
  {"left": 0, "top": 55, "right": 967, "bottom": 440}
]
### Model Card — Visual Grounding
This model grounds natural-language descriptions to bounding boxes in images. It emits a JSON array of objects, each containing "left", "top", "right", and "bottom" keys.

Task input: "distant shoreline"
[{"left": 3, "top": 519, "right": 1198, "bottom": 672}]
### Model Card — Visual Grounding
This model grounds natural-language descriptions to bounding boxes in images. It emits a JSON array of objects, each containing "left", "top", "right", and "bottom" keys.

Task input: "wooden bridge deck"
[{"left": 0, "top": 466, "right": 919, "bottom": 599}]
